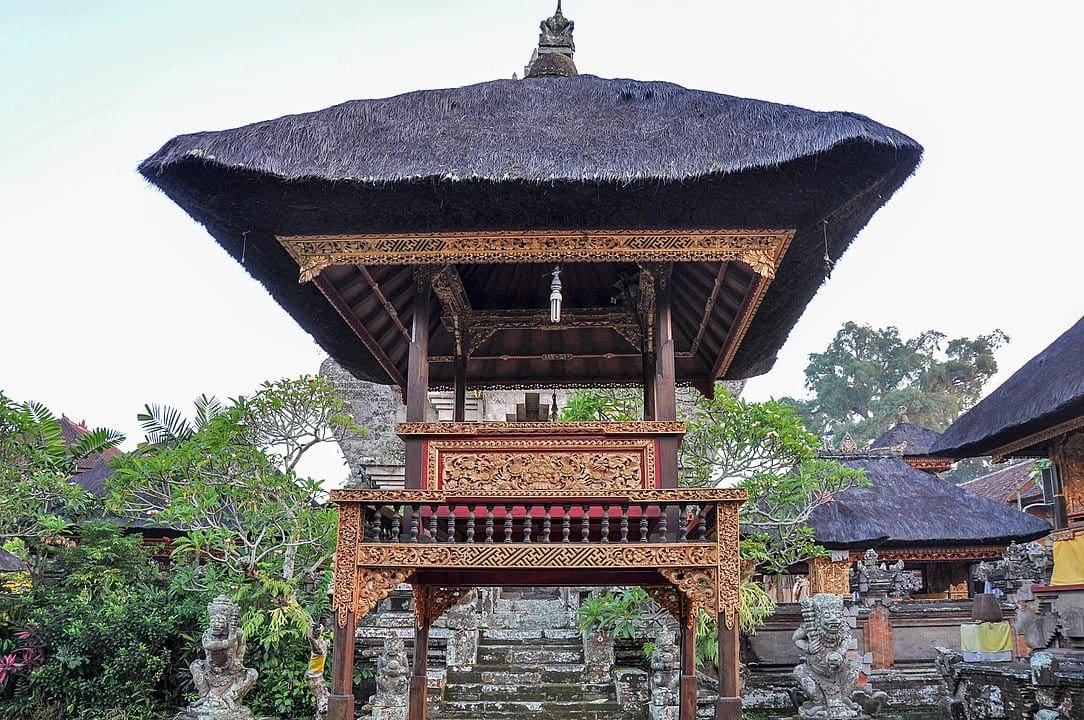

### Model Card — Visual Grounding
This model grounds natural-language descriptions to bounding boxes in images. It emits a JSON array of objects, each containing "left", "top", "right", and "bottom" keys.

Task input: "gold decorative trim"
[
  {"left": 277, "top": 229, "right": 794, "bottom": 282},
  {"left": 330, "top": 488, "right": 748, "bottom": 503},
  {"left": 441, "top": 450, "right": 646, "bottom": 493},
  {"left": 644, "top": 585, "right": 683, "bottom": 625},
  {"left": 715, "top": 502, "right": 742, "bottom": 629},
  {"left": 333, "top": 505, "right": 362, "bottom": 627},
  {"left": 412, "top": 586, "right": 472, "bottom": 628},
  {"left": 396, "top": 421, "right": 686, "bottom": 436},
  {"left": 353, "top": 567, "right": 414, "bottom": 623},
  {"left": 355, "top": 543, "right": 720, "bottom": 569},
  {"left": 660, "top": 567, "right": 719, "bottom": 627},
  {"left": 809, "top": 557, "right": 851, "bottom": 597},
  {"left": 850, "top": 546, "right": 1004, "bottom": 562},
  {"left": 989, "top": 415, "right": 1084, "bottom": 462}
]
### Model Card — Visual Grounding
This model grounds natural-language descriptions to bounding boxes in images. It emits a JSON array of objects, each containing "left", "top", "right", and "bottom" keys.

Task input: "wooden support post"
[
  {"left": 410, "top": 611, "right": 431, "bottom": 720},
  {"left": 327, "top": 610, "right": 356, "bottom": 720},
  {"left": 680, "top": 600, "right": 698, "bottom": 720},
  {"left": 642, "top": 349, "right": 657, "bottom": 420},
  {"left": 717, "top": 613, "right": 742, "bottom": 720},
  {"left": 453, "top": 355, "right": 467, "bottom": 422},
  {"left": 653, "top": 265, "right": 677, "bottom": 422},
  {"left": 405, "top": 268, "right": 432, "bottom": 490}
]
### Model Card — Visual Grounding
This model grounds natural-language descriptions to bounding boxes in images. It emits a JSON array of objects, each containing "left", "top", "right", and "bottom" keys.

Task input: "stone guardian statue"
[{"left": 185, "top": 595, "right": 260, "bottom": 720}]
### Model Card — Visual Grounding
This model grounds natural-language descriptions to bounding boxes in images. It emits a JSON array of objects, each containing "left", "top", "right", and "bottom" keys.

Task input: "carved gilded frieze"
[
  {"left": 441, "top": 450, "right": 645, "bottom": 492},
  {"left": 353, "top": 543, "right": 719, "bottom": 569},
  {"left": 277, "top": 229, "right": 794, "bottom": 282},
  {"left": 332, "top": 505, "right": 362, "bottom": 627},
  {"left": 396, "top": 421, "right": 686, "bottom": 436},
  {"left": 809, "top": 557, "right": 852, "bottom": 597},
  {"left": 1056, "top": 430, "right": 1084, "bottom": 521},
  {"left": 330, "top": 488, "right": 748, "bottom": 503},
  {"left": 852, "top": 546, "right": 1003, "bottom": 562},
  {"left": 715, "top": 501, "right": 742, "bottom": 629}
]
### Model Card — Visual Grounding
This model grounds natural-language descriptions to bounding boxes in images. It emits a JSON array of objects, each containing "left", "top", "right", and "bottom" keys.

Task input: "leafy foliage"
[
  {"left": 781, "top": 322, "right": 1008, "bottom": 445},
  {"left": 0, "top": 523, "right": 201, "bottom": 720},
  {"left": 0, "top": 391, "right": 123, "bottom": 579}
]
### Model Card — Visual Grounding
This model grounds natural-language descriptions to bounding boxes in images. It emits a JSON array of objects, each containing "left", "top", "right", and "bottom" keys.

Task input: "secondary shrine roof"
[{"left": 931, "top": 316, "right": 1084, "bottom": 459}]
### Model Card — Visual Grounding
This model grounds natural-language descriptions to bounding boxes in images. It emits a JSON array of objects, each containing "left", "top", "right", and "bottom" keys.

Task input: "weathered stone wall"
[{"left": 320, "top": 358, "right": 410, "bottom": 484}]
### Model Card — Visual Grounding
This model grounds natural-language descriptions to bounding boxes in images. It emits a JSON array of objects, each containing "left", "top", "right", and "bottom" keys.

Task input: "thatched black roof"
[
  {"left": 0, "top": 548, "right": 26, "bottom": 573},
  {"left": 871, "top": 422, "right": 942, "bottom": 455},
  {"left": 931, "top": 316, "right": 1084, "bottom": 458},
  {"left": 140, "top": 74, "right": 921, "bottom": 384},
  {"left": 809, "top": 457, "right": 1050, "bottom": 549}
]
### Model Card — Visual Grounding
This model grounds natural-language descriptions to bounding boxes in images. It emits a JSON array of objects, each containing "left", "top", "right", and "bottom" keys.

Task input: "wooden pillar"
[
  {"left": 327, "top": 610, "right": 356, "bottom": 720},
  {"left": 653, "top": 265, "right": 676, "bottom": 422},
  {"left": 410, "top": 610, "right": 431, "bottom": 720},
  {"left": 405, "top": 268, "right": 432, "bottom": 490},
  {"left": 453, "top": 355, "right": 467, "bottom": 422},
  {"left": 680, "top": 600, "right": 697, "bottom": 720},
  {"left": 642, "top": 348, "right": 657, "bottom": 420},
  {"left": 717, "top": 614, "right": 742, "bottom": 720}
]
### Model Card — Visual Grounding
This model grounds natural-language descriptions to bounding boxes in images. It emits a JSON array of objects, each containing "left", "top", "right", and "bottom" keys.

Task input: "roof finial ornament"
[
  {"left": 524, "top": 2, "right": 578, "bottom": 78},
  {"left": 898, "top": 405, "right": 910, "bottom": 424}
]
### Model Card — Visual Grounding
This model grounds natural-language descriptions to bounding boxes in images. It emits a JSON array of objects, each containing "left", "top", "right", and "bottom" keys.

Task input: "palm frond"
[
  {"left": 193, "top": 394, "right": 224, "bottom": 430},
  {"left": 138, "top": 403, "right": 193, "bottom": 446},
  {"left": 69, "top": 427, "right": 125, "bottom": 461}
]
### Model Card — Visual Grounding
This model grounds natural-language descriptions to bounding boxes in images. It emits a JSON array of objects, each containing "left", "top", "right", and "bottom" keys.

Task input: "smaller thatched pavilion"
[
  {"left": 932, "top": 315, "right": 1084, "bottom": 584},
  {"left": 809, "top": 423, "right": 1051, "bottom": 599}
]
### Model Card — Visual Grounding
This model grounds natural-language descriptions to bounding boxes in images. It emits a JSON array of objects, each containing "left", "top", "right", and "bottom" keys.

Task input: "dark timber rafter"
[
  {"left": 431, "top": 265, "right": 473, "bottom": 360},
  {"left": 357, "top": 266, "right": 411, "bottom": 342},
  {"left": 467, "top": 308, "right": 641, "bottom": 354},
  {"left": 690, "top": 261, "right": 729, "bottom": 356},
  {"left": 312, "top": 274, "right": 405, "bottom": 389}
]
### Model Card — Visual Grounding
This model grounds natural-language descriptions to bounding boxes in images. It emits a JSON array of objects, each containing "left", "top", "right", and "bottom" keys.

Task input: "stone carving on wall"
[
  {"left": 791, "top": 594, "right": 887, "bottom": 719},
  {"left": 184, "top": 595, "right": 259, "bottom": 720},
  {"left": 370, "top": 637, "right": 410, "bottom": 720},
  {"left": 648, "top": 628, "right": 680, "bottom": 720},
  {"left": 852, "top": 548, "right": 917, "bottom": 606},
  {"left": 974, "top": 541, "right": 1053, "bottom": 600}
]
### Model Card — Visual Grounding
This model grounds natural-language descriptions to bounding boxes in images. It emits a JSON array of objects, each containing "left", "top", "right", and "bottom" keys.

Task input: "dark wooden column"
[
  {"left": 409, "top": 602, "right": 431, "bottom": 720},
  {"left": 327, "top": 610, "right": 356, "bottom": 720},
  {"left": 653, "top": 265, "right": 676, "bottom": 422},
  {"left": 453, "top": 355, "right": 467, "bottom": 422},
  {"left": 680, "top": 598, "right": 698, "bottom": 720},
  {"left": 717, "top": 613, "right": 742, "bottom": 720},
  {"left": 654, "top": 265, "right": 680, "bottom": 493},
  {"left": 642, "top": 349, "right": 657, "bottom": 420},
  {"left": 405, "top": 268, "right": 432, "bottom": 490}
]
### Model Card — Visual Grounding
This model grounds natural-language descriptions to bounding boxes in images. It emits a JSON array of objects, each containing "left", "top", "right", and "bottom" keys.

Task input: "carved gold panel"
[
  {"left": 1056, "top": 430, "right": 1084, "bottom": 521},
  {"left": 353, "top": 543, "right": 719, "bottom": 569},
  {"left": 277, "top": 229, "right": 794, "bottom": 281},
  {"left": 809, "top": 557, "right": 852, "bottom": 597}
]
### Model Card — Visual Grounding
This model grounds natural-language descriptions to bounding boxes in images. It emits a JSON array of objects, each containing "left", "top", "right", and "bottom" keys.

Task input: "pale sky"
[{"left": 2, "top": 1, "right": 1081, "bottom": 484}]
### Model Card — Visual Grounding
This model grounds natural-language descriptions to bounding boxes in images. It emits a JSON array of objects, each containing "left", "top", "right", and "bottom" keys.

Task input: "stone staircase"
[{"left": 433, "top": 589, "right": 636, "bottom": 720}]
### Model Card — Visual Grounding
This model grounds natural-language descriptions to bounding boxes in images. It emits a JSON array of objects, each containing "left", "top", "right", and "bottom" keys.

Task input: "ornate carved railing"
[{"left": 330, "top": 488, "right": 746, "bottom": 630}]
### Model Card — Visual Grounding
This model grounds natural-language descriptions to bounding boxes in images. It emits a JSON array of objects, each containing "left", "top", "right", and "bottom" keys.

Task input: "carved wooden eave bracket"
[
  {"left": 412, "top": 586, "right": 473, "bottom": 628},
  {"left": 277, "top": 229, "right": 793, "bottom": 282}
]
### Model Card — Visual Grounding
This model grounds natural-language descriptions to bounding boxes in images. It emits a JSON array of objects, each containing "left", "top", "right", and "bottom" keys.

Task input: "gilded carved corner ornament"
[
  {"left": 413, "top": 586, "right": 473, "bottom": 628},
  {"left": 643, "top": 585, "right": 683, "bottom": 625},
  {"left": 809, "top": 557, "right": 852, "bottom": 597},
  {"left": 351, "top": 567, "right": 415, "bottom": 625},
  {"left": 659, "top": 567, "right": 719, "bottom": 628}
]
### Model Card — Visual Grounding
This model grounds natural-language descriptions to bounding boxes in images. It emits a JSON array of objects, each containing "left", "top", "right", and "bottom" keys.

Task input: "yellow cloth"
[
  {"left": 975, "top": 622, "right": 1013, "bottom": 653},
  {"left": 307, "top": 655, "right": 326, "bottom": 674},
  {"left": 961, "top": 622, "right": 1012, "bottom": 653},
  {"left": 1052, "top": 536, "right": 1084, "bottom": 585}
]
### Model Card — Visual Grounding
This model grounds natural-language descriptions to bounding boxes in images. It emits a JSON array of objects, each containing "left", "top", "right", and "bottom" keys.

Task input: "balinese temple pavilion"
[
  {"left": 140, "top": 6, "right": 921, "bottom": 719},
  {"left": 932, "top": 316, "right": 1084, "bottom": 586}
]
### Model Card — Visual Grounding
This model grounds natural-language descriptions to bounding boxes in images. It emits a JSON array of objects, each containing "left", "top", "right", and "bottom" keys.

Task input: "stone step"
[
  {"left": 444, "top": 681, "right": 613, "bottom": 703},
  {"left": 433, "top": 697, "right": 628, "bottom": 719},
  {"left": 477, "top": 644, "right": 584, "bottom": 666},
  {"left": 479, "top": 629, "right": 582, "bottom": 644},
  {"left": 451, "top": 663, "right": 588, "bottom": 685}
]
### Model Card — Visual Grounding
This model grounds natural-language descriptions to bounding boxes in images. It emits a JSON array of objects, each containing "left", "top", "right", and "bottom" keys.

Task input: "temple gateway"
[{"left": 141, "top": 6, "right": 921, "bottom": 719}]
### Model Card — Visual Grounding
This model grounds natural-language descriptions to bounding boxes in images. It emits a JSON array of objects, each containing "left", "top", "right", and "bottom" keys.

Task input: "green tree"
[
  {"left": 0, "top": 391, "right": 123, "bottom": 580},
  {"left": 781, "top": 322, "right": 1008, "bottom": 445},
  {"left": 106, "top": 376, "right": 364, "bottom": 718}
]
